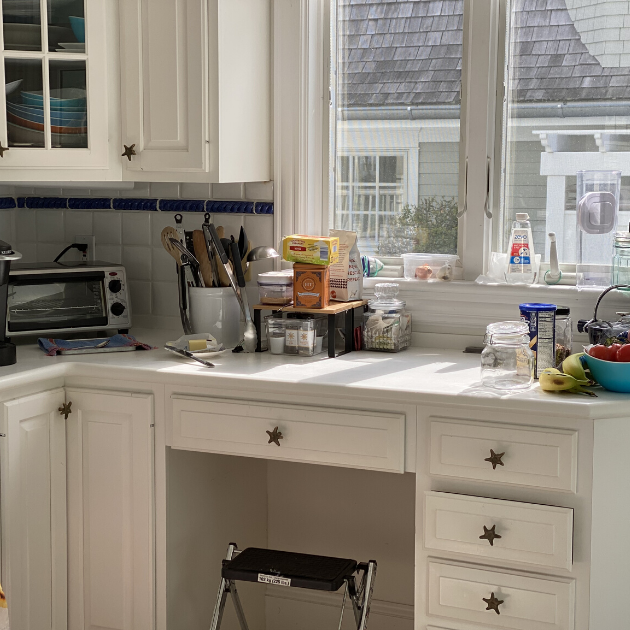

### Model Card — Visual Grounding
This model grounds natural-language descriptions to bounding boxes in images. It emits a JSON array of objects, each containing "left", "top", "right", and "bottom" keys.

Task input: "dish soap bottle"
[{"left": 506, "top": 213, "right": 535, "bottom": 284}]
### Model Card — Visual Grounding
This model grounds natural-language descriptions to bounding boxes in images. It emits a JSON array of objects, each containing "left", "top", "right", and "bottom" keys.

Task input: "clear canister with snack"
[{"left": 363, "top": 283, "right": 411, "bottom": 352}]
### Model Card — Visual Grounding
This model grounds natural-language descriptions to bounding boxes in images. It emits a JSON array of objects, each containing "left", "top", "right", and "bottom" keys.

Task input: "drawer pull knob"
[
  {"left": 266, "top": 426, "right": 283, "bottom": 446},
  {"left": 484, "top": 449, "right": 505, "bottom": 469},
  {"left": 483, "top": 592, "right": 504, "bottom": 615},
  {"left": 122, "top": 143, "right": 137, "bottom": 161},
  {"left": 479, "top": 525, "right": 501, "bottom": 546}
]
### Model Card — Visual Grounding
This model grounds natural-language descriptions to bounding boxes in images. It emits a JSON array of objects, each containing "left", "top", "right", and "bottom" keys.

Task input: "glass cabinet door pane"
[
  {"left": 5, "top": 58, "right": 44, "bottom": 148},
  {"left": 48, "top": 59, "right": 87, "bottom": 148},
  {"left": 48, "top": 0, "right": 84, "bottom": 53},
  {"left": 2, "top": 0, "right": 42, "bottom": 51}
]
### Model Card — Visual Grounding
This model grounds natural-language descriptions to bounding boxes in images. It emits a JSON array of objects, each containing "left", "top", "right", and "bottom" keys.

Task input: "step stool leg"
[
  {"left": 209, "top": 543, "right": 241, "bottom": 630},
  {"left": 337, "top": 581, "right": 349, "bottom": 630},
  {"left": 348, "top": 561, "right": 377, "bottom": 630},
  {"left": 228, "top": 580, "right": 250, "bottom": 630}
]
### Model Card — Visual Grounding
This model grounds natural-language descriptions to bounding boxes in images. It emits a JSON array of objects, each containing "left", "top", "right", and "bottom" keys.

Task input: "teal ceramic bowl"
[
  {"left": 582, "top": 354, "right": 630, "bottom": 393},
  {"left": 69, "top": 16, "right": 85, "bottom": 43}
]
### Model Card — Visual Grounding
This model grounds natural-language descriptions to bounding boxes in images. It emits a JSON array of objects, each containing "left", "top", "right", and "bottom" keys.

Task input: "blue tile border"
[{"left": 10, "top": 196, "right": 273, "bottom": 214}]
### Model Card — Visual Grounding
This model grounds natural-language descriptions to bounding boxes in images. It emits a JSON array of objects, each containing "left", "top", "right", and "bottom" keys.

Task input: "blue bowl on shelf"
[
  {"left": 21, "top": 88, "right": 87, "bottom": 110},
  {"left": 69, "top": 16, "right": 85, "bottom": 43},
  {"left": 8, "top": 102, "right": 86, "bottom": 124},
  {"left": 582, "top": 354, "right": 630, "bottom": 393}
]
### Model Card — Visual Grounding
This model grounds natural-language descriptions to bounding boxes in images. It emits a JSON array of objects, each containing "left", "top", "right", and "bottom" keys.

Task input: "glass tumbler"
[{"left": 481, "top": 321, "right": 534, "bottom": 390}]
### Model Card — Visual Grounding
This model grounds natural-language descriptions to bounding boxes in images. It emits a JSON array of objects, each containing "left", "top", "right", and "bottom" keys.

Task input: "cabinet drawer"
[
  {"left": 428, "top": 561, "right": 575, "bottom": 630},
  {"left": 430, "top": 419, "right": 577, "bottom": 492},
  {"left": 170, "top": 396, "right": 405, "bottom": 472},
  {"left": 425, "top": 492, "right": 573, "bottom": 570}
]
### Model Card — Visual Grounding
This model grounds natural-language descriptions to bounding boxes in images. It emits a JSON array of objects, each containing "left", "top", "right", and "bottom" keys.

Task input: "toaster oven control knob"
[
  {"left": 108, "top": 279, "right": 122, "bottom": 293},
  {"left": 110, "top": 302, "right": 126, "bottom": 317}
]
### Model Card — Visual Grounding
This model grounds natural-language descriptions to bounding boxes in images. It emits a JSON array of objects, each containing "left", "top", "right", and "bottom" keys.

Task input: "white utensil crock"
[{"left": 188, "top": 287, "right": 242, "bottom": 348}]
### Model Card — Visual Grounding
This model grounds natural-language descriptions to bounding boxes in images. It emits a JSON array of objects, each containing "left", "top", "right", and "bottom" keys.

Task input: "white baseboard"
[{"left": 265, "top": 584, "right": 414, "bottom": 620}]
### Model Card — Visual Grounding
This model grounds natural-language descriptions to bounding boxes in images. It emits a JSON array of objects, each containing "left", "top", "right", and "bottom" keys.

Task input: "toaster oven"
[{"left": 7, "top": 261, "right": 131, "bottom": 337}]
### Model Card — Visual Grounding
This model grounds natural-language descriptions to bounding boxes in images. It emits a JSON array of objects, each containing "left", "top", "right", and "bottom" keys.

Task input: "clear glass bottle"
[
  {"left": 613, "top": 224, "right": 630, "bottom": 288},
  {"left": 481, "top": 321, "right": 534, "bottom": 390},
  {"left": 363, "top": 283, "right": 411, "bottom": 352},
  {"left": 554, "top": 306, "right": 572, "bottom": 367},
  {"left": 506, "top": 213, "right": 536, "bottom": 284}
]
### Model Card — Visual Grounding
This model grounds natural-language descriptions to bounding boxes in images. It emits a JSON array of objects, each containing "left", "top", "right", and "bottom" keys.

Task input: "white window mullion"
[{"left": 460, "top": 0, "right": 501, "bottom": 280}]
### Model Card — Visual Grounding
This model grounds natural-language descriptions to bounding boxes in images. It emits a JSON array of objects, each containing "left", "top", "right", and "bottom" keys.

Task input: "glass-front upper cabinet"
[{"left": 0, "top": 0, "right": 117, "bottom": 179}]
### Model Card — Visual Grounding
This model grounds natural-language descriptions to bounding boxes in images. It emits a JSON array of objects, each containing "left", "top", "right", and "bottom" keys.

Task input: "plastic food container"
[
  {"left": 402, "top": 253, "right": 458, "bottom": 281},
  {"left": 257, "top": 270, "right": 293, "bottom": 306}
]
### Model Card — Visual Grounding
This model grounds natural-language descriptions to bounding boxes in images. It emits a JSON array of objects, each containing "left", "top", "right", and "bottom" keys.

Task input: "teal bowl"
[
  {"left": 582, "top": 354, "right": 630, "bottom": 393},
  {"left": 69, "top": 16, "right": 85, "bottom": 43}
]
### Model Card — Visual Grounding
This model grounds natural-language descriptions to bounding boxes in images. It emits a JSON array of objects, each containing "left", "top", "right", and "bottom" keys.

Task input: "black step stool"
[{"left": 210, "top": 543, "right": 377, "bottom": 629}]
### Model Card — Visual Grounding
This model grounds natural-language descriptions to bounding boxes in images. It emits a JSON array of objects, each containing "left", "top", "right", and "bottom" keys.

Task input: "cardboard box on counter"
[
  {"left": 293, "top": 263, "right": 330, "bottom": 309},
  {"left": 282, "top": 235, "right": 339, "bottom": 266}
]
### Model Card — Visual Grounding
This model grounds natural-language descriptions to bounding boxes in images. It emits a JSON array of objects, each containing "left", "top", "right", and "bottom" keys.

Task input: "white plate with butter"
[{"left": 166, "top": 333, "right": 226, "bottom": 356}]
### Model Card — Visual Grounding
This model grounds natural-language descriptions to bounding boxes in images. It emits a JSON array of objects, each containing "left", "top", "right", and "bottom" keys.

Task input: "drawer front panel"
[
  {"left": 430, "top": 419, "right": 577, "bottom": 492},
  {"left": 171, "top": 396, "right": 405, "bottom": 472},
  {"left": 425, "top": 492, "right": 573, "bottom": 570},
  {"left": 428, "top": 561, "right": 575, "bottom": 630}
]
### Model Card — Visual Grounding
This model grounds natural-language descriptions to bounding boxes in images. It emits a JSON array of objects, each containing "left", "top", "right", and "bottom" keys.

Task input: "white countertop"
[{"left": 1, "top": 329, "right": 628, "bottom": 417}]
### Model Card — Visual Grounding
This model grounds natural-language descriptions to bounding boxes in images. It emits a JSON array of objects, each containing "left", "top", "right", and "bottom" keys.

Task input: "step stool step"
[{"left": 222, "top": 547, "right": 358, "bottom": 592}]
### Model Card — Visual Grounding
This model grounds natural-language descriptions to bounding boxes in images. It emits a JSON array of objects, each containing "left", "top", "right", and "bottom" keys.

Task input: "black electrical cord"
[{"left": 53, "top": 243, "right": 88, "bottom": 263}]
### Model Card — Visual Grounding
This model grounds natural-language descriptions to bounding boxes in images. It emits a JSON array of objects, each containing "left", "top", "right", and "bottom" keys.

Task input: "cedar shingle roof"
[{"left": 339, "top": 0, "right": 630, "bottom": 107}]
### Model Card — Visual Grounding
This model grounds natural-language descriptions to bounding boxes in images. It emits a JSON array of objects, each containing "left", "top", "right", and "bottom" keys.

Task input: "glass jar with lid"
[
  {"left": 363, "top": 283, "right": 412, "bottom": 352},
  {"left": 554, "top": 306, "right": 572, "bottom": 367},
  {"left": 481, "top": 321, "right": 534, "bottom": 390},
  {"left": 613, "top": 224, "right": 630, "bottom": 287}
]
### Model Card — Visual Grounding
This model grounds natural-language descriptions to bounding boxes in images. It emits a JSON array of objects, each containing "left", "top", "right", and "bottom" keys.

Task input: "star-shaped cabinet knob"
[
  {"left": 58, "top": 401, "right": 72, "bottom": 419},
  {"left": 266, "top": 426, "right": 284, "bottom": 447},
  {"left": 122, "top": 143, "right": 137, "bottom": 161},
  {"left": 479, "top": 524, "right": 502, "bottom": 546},
  {"left": 0, "top": 142, "right": 9, "bottom": 158},
  {"left": 484, "top": 449, "right": 505, "bottom": 470},
  {"left": 483, "top": 592, "right": 504, "bottom": 615}
]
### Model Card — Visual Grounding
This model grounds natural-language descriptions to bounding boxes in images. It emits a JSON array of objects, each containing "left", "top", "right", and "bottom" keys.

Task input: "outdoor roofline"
[{"left": 340, "top": 100, "right": 630, "bottom": 121}]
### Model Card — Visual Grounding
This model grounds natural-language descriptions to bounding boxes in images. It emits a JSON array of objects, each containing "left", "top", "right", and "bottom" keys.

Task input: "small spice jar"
[
  {"left": 554, "top": 306, "right": 572, "bottom": 367},
  {"left": 481, "top": 321, "right": 534, "bottom": 390},
  {"left": 613, "top": 224, "right": 630, "bottom": 287}
]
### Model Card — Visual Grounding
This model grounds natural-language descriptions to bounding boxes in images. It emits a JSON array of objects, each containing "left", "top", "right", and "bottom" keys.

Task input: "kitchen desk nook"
[{"left": 0, "top": 330, "right": 627, "bottom": 630}]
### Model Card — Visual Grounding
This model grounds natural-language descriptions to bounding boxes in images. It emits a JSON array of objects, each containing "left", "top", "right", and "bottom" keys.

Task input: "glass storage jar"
[
  {"left": 266, "top": 317, "right": 286, "bottom": 355},
  {"left": 554, "top": 306, "right": 572, "bottom": 367},
  {"left": 363, "top": 283, "right": 412, "bottom": 352},
  {"left": 613, "top": 225, "right": 630, "bottom": 288},
  {"left": 481, "top": 321, "right": 534, "bottom": 390},
  {"left": 257, "top": 270, "right": 293, "bottom": 306}
]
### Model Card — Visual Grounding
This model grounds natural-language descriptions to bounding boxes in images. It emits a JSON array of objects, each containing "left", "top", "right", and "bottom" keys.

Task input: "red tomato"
[
  {"left": 616, "top": 344, "right": 630, "bottom": 363},
  {"left": 588, "top": 345, "right": 618, "bottom": 361}
]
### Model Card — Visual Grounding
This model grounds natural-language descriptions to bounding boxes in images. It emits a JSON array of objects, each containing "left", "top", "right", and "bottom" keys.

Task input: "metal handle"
[
  {"left": 483, "top": 592, "right": 503, "bottom": 614},
  {"left": 484, "top": 449, "right": 504, "bottom": 469},
  {"left": 266, "top": 427, "right": 283, "bottom": 446},
  {"left": 122, "top": 144, "right": 137, "bottom": 161},
  {"left": 457, "top": 158, "right": 468, "bottom": 218},
  {"left": 484, "top": 156, "right": 492, "bottom": 219},
  {"left": 479, "top": 525, "right": 501, "bottom": 546},
  {"left": 230, "top": 241, "right": 246, "bottom": 289},
  {"left": 59, "top": 402, "right": 72, "bottom": 419},
  {"left": 0, "top": 142, "right": 9, "bottom": 158}
]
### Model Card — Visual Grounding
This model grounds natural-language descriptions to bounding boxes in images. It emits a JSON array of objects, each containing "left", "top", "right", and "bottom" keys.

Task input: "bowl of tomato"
[{"left": 583, "top": 343, "right": 630, "bottom": 393}]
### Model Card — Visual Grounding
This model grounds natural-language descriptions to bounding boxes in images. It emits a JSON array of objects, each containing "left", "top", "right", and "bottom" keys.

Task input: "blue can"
[{"left": 519, "top": 303, "right": 557, "bottom": 378}]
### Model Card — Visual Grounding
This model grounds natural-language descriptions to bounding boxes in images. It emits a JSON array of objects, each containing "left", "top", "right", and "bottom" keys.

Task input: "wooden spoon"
[
  {"left": 161, "top": 226, "right": 182, "bottom": 265},
  {"left": 193, "top": 230, "right": 215, "bottom": 287}
]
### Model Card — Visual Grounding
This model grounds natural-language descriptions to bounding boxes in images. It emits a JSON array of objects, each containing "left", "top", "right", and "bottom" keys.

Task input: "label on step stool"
[{"left": 258, "top": 574, "right": 291, "bottom": 587}]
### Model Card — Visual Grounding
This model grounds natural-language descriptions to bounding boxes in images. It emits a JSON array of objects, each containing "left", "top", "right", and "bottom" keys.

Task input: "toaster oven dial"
[
  {"left": 108, "top": 279, "right": 122, "bottom": 293},
  {"left": 110, "top": 302, "right": 126, "bottom": 317}
]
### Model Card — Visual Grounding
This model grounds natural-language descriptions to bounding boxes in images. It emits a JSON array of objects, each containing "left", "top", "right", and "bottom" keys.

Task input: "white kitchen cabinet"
[
  {"left": 0, "top": 387, "right": 154, "bottom": 630},
  {"left": 0, "top": 0, "right": 121, "bottom": 181},
  {"left": 66, "top": 388, "right": 154, "bottom": 630},
  {"left": 0, "top": 388, "right": 67, "bottom": 630},
  {"left": 119, "top": 0, "right": 271, "bottom": 183}
]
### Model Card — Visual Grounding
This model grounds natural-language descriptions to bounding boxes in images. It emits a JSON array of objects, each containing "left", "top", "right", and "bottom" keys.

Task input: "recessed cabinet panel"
[
  {"left": 428, "top": 561, "right": 575, "bottom": 630},
  {"left": 170, "top": 395, "right": 405, "bottom": 473},
  {"left": 120, "top": 0, "right": 206, "bottom": 175},
  {"left": 425, "top": 492, "right": 574, "bottom": 570},
  {"left": 429, "top": 419, "right": 578, "bottom": 492}
]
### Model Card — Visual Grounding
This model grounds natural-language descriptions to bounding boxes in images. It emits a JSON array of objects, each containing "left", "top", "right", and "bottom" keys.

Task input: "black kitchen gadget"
[
  {"left": 209, "top": 543, "right": 376, "bottom": 630},
  {"left": 0, "top": 239, "right": 21, "bottom": 366}
]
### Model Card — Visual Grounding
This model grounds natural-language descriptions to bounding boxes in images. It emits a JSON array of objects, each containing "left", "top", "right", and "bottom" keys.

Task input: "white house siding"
[{"left": 418, "top": 141, "right": 459, "bottom": 201}]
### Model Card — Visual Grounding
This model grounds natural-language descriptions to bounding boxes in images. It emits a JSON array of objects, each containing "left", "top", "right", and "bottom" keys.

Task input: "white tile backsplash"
[
  {"left": 96, "top": 244, "right": 122, "bottom": 264},
  {"left": 36, "top": 210, "right": 66, "bottom": 243},
  {"left": 149, "top": 182, "right": 180, "bottom": 199},
  {"left": 122, "top": 212, "right": 152, "bottom": 246},
  {"left": 65, "top": 210, "right": 93, "bottom": 241},
  {"left": 180, "top": 183, "right": 212, "bottom": 199},
  {"left": 212, "top": 183, "right": 244, "bottom": 199},
  {"left": 129, "top": 280, "right": 152, "bottom": 316},
  {"left": 152, "top": 246, "right": 177, "bottom": 282},
  {"left": 122, "top": 245, "right": 152, "bottom": 281},
  {"left": 0, "top": 209, "right": 14, "bottom": 243},
  {"left": 15, "top": 208, "right": 37, "bottom": 243},
  {"left": 244, "top": 181, "right": 273, "bottom": 202},
  {"left": 152, "top": 281, "right": 180, "bottom": 318},
  {"left": 17, "top": 242, "right": 37, "bottom": 263},
  {"left": 37, "top": 242, "right": 65, "bottom": 262},
  {"left": 94, "top": 211, "right": 122, "bottom": 245}
]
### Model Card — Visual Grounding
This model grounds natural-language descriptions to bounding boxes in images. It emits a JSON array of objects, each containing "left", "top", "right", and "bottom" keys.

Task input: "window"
[
  {"left": 500, "top": 0, "right": 630, "bottom": 265},
  {"left": 330, "top": 0, "right": 464, "bottom": 257}
]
